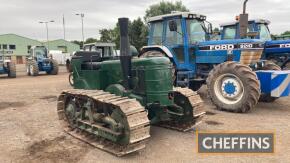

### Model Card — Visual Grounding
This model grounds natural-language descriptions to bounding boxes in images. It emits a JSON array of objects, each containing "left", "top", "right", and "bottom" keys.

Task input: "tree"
[
  {"left": 99, "top": 29, "right": 114, "bottom": 42},
  {"left": 130, "top": 18, "right": 148, "bottom": 51},
  {"left": 85, "top": 37, "right": 98, "bottom": 44},
  {"left": 99, "top": 23, "right": 121, "bottom": 48},
  {"left": 71, "top": 40, "right": 82, "bottom": 47},
  {"left": 281, "top": 31, "right": 290, "bottom": 35},
  {"left": 144, "top": 1, "right": 189, "bottom": 21}
]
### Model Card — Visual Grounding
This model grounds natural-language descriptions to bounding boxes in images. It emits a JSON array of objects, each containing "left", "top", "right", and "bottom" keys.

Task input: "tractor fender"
[{"left": 140, "top": 45, "right": 173, "bottom": 58}]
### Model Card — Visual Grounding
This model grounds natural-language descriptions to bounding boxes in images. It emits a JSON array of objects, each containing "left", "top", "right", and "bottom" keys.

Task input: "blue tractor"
[
  {"left": 0, "top": 52, "right": 16, "bottom": 78},
  {"left": 139, "top": 11, "right": 290, "bottom": 113},
  {"left": 220, "top": 19, "right": 290, "bottom": 70},
  {"left": 26, "top": 46, "right": 59, "bottom": 76},
  {"left": 219, "top": 0, "right": 290, "bottom": 70}
]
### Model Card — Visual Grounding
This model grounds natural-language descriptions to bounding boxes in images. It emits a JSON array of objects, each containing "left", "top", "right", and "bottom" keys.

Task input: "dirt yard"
[{"left": 0, "top": 65, "right": 289, "bottom": 163}]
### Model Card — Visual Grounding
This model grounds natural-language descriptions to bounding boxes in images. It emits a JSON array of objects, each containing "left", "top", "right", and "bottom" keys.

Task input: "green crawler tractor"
[{"left": 57, "top": 18, "right": 205, "bottom": 156}]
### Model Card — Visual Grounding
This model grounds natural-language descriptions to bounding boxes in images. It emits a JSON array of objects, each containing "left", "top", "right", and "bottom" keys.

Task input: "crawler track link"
[{"left": 57, "top": 89, "right": 150, "bottom": 156}]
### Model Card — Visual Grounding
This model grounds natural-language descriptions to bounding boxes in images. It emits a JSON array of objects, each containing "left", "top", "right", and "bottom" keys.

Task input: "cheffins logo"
[{"left": 197, "top": 131, "right": 275, "bottom": 154}]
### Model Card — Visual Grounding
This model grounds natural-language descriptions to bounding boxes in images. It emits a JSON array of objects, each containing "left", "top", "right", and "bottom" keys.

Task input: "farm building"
[{"left": 0, "top": 34, "right": 80, "bottom": 64}]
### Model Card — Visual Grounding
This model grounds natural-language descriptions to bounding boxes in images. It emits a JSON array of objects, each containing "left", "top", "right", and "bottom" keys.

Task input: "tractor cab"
[
  {"left": 145, "top": 12, "right": 211, "bottom": 71},
  {"left": 83, "top": 42, "right": 118, "bottom": 57},
  {"left": 28, "top": 46, "right": 49, "bottom": 61},
  {"left": 220, "top": 19, "right": 272, "bottom": 41}
]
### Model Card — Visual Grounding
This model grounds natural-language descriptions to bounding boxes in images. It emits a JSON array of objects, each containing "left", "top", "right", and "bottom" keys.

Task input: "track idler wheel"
[{"left": 157, "top": 87, "right": 205, "bottom": 132}]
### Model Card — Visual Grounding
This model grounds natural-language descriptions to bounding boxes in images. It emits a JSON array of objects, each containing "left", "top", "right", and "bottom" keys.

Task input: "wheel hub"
[
  {"left": 214, "top": 73, "right": 244, "bottom": 105},
  {"left": 221, "top": 78, "right": 241, "bottom": 98}
]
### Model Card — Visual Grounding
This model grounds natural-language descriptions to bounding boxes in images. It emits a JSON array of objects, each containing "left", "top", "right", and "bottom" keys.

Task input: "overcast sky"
[{"left": 0, "top": 0, "right": 289, "bottom": 41}]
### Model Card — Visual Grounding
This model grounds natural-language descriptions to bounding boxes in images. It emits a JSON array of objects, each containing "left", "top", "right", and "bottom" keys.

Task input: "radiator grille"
[{"left": 239, "top": 49, "right": 263, "bottom": 65}]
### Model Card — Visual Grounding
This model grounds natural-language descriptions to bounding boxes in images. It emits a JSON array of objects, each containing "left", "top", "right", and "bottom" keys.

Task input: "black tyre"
[
  {"left": 66, "top": 60, "right": 72, "bottom": 72},
  {"left": 28, "top": 61, "right": 39, "bottom": 76},
  {"left": 48, "top": 59, "right": 59, "bottom": 75},
  {"left": 207, "top": 62, "right": 260, "bottom": 113},
  {"left": 68, "top": 73, "right": 74, "bottom": 86},
  {"left": 26, "top": 62, "right": 30, "bottom": 75},
  {"left": 8, "top": 62, "right": 16, "bottom": 78},
  {"left": 259, "top": 61, "right": 281, "bottom": 102},
  {"left": 284, "top": 61, "right": 290, "bottom": 70}
]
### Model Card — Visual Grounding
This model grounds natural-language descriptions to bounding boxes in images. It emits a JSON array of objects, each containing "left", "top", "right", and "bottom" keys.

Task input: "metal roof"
[
  {"left": 147, "top": 12, "right": 206, "bottom": 22},
  {"left": 84, "top": 42, "right": 116, "bottom": 47},
  {"left": 220, "top": 19, "right": 271, "bottom": 27}
]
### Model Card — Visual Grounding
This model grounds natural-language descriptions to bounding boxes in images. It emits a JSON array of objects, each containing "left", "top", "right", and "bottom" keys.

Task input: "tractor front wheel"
[
  {"left": 207, "top": 62, "right": 260, "bottom": 113},
  {"left": 28, "top": 61, "right": 39, "bottom": 76},
  {"left": 8, "top": 62, "right": 16, "bottom": 78},
  {"left": 259, "top": 61, "right": 281, "bottom": 102},
  {"left": 68, "top": 73, "right": 74, "bottom": 86}
]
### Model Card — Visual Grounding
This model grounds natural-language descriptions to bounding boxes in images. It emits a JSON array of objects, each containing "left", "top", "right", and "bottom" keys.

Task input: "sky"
[{"left": 0, "top": 0, "right": 289, "bottom": 41}]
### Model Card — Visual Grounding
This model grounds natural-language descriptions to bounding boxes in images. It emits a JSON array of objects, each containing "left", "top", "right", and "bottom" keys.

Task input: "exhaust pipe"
[
  {"left": 243, "top": 0, "right": 248, "bottom": 14},
  {"left": 239, "top": 0, "right": 249, "bottom": 38},
  {"left": 118, "top": 18, "right": 132, "bottom": 90}
]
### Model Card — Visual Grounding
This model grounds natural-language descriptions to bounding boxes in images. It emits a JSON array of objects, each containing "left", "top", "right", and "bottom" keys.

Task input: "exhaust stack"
[
  {"left": 239, "top": 0, "right": 249, "bottom": 38},
  {"left": 118, "top": 18, "right": 132, "bottom": 90}
]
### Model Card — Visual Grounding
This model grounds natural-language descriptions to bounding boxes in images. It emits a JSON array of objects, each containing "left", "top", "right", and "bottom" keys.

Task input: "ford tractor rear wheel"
[
  {"left": 8, "top": 62, "right": 16, "bottom": 78},
  {"left": 207, "top": 62, "right": 260, "bottom": 113},
  {"left": 48, "top": 59, "right": 59, "bottom": 75},
  {"left": 259, "top": 61, "right": 281, "bottom": 102},
  {"left": 29, "top": 61, "right": 39, "bottom": 76},
  {"left": 284, "top": 61, "right": 290, "bottom": 70}
]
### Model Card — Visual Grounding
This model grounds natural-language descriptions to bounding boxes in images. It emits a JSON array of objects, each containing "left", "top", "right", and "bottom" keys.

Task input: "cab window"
[
  {"left": 223, "top": 26, "right": 236, "bottom": 39},
  {"left": 258, "top": 24, "right": 271, "bottom": 41},
  {"left": 151, "top": 22, "right": 163, "bottom": 45},
  {"left": 186, "top": 19, "right": 206, "bottom": 43},
  {"left": 166, "top": 19, "right": 183, "bottom": 45}
]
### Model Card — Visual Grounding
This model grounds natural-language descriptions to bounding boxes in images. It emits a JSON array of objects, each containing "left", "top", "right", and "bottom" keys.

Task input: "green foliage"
[
  {"left": 130, "top": 18, "right": 148, "bottom": 51},
  {"left": 71, "top": 40, "right": 83, "bottom": 47},
  {"left": 144, "top": 1, "right": 189, "bottom": 21},
  {"left": 99, "top": 23, "right": 120, "bottom": 48},
  {"left": 281, "top": 31, "right": 290, "bottom": 35},
  {"left": 85, "top": 37, "right": 98, "bottom": 44}
]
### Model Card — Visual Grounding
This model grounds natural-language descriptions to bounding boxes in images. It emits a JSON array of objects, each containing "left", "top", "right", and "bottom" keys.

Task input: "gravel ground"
[{"left": 0, "top": 64, "right": 289, "bottom": 163}]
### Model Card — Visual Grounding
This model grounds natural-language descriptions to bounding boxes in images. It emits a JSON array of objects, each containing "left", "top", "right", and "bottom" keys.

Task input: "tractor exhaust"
[
  {"left": 118, "top": 18, "right": 132, "bottom": 90},
  {"left": 239, "top": 0, "right": 249, "bottom": 38},
  {"left": 243, "top": 0, "right": 248, "bottom": 14}
]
